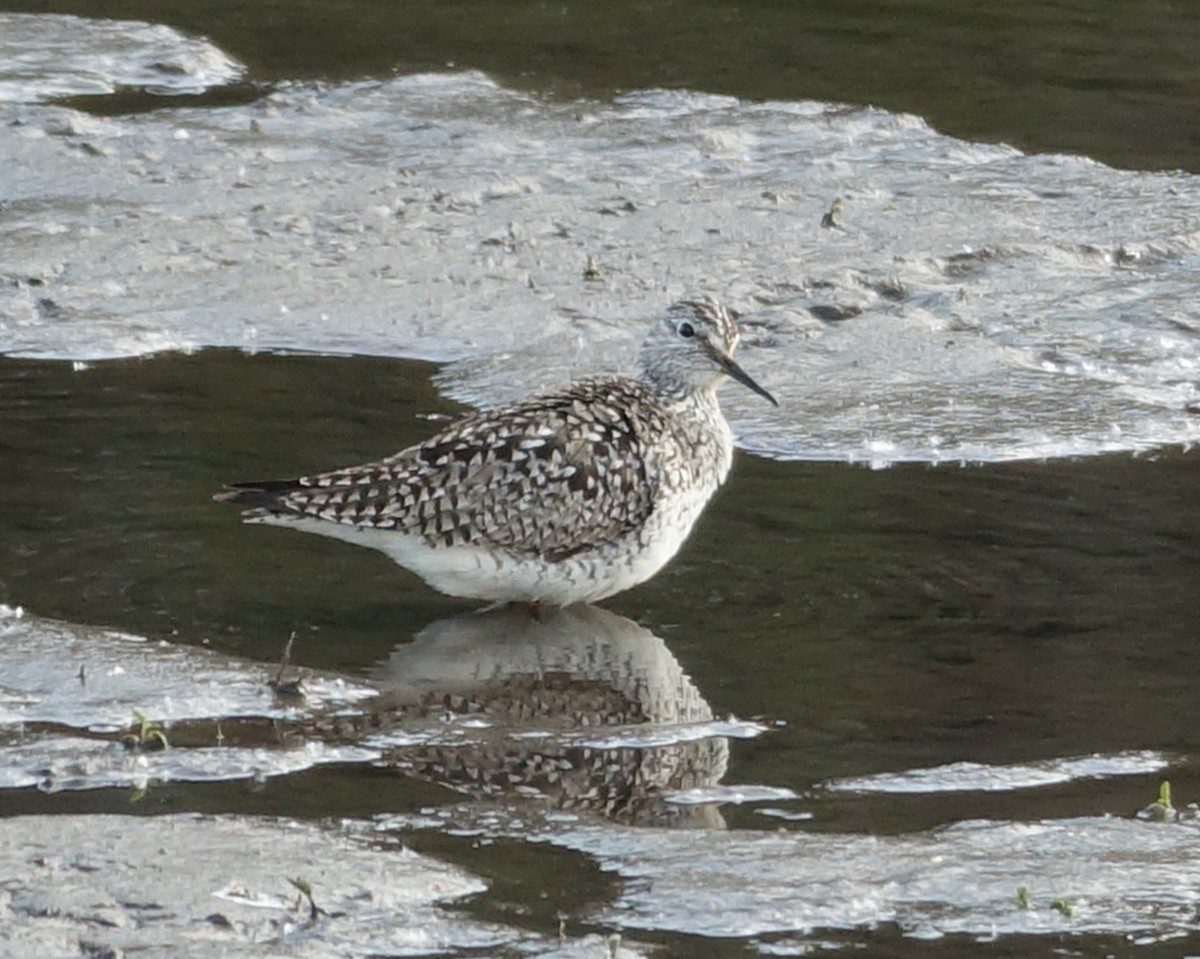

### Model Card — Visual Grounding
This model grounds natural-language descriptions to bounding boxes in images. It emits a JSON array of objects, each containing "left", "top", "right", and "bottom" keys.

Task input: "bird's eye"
[{"left": 677, "top": 321, "right": 696, "bottom": 338}]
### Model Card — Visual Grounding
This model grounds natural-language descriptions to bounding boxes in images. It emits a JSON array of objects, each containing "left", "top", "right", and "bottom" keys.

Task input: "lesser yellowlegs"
[{"left": 215, "top": 296, "right": 777, "bottom": 604}]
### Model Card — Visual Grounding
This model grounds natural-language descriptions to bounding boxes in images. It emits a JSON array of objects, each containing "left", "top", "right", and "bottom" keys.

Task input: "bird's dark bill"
[{"left": 720, "top": 354, "right": 778, "bottom": 407}]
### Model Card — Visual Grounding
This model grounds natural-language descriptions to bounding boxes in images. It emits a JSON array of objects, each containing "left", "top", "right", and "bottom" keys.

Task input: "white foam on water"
[
  {"left": 0, "top": 607, "right": 376, "bottom": 730},
  {"left": 0, "top": 13, "right": 245, "bottom": 102},
  {"left": 543, "top": 815, "right": 1200, "bottom": 941},
  {"left": 824, "top": 750, "right": 1173, "bottom": 795},
  {"left": 0, "top": 735, "right": 378, "bottom": 792},
  {"left": 569, "top": 717, "right": 768, "bottom": 750},
  {"left": 0, "top": 813, "right": 516, "bottom": 957},
  {"left": 377, "top": 803, "right": 1200, "bottom": 943},
  {"left": 665, "top": 784, "right": 799, "bottom": 806},
  {"left": 0, "top": 606, "right": 380, "bottom": 793},
  {"left": 3, "top": 15, "right": 1199, "bottom": 464}
]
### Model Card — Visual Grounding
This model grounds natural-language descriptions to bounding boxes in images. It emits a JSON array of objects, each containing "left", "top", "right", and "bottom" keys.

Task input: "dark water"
[
  {"left": 3, "top": 352, "right": 1200, "bottom": 953},
  {"left": 7, "top": 353, "right": 1198, "bottom": 766},
  {"left": 5, "top": 0, "right": 1200, "bottom": 952}
]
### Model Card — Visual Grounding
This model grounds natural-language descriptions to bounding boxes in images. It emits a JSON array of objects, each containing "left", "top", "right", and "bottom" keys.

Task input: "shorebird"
[{"left": 215, "top": 296, "right": 777, "bottom": 605}]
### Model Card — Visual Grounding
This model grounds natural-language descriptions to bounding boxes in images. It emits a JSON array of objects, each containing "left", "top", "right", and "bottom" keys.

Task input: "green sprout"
[
  {"left": 121, "top": 709, "right": 169, "bottom": 751},
  {"left": 288, "top": 876, "right": 322, "bottom": 921},
  {"left": 1156, "top": 781, "right": 1173, "bottom": 812}
]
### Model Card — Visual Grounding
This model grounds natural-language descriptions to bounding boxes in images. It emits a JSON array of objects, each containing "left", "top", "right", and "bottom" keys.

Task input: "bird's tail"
[{"left": 212, "top": 479, "right": 302, "bottom": 511}]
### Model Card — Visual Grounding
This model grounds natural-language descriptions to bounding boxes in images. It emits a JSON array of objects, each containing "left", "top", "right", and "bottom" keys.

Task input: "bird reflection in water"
[{"left": 365, "top": 605, "right": 728, "bottom": 825}]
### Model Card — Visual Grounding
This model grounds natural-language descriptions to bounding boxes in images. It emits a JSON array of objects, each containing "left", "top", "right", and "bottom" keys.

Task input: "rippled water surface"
[
  {"left": 3, "top": 350, "right": 1199, "bottom": 956},
  {"left": 5, "top": 16, "right": 1200, "bottom": 463},
  {"left": 2, "top": 7, "right": 1200, "bottom": 958}
]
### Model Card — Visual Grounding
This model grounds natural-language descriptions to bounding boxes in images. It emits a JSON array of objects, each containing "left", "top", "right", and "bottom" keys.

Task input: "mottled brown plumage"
[{"left": 216, "top": 296, "right": 776, "bottom": 604}]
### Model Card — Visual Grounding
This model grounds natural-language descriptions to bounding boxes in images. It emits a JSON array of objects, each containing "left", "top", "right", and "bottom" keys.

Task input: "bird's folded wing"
[{"left": 239, "top": 383, "right": 662, "bottom": 560}]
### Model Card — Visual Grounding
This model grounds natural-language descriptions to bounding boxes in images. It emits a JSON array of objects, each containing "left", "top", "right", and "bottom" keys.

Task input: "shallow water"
[
  {"left": 3, "top": 5, "right": 1200, "bottom": 957},
  {"left": 3, "top": 351, "right": 1200, "bottom": 955},
  {"left": 4, "top": 17, "right": 1200, "bottom": 463}
]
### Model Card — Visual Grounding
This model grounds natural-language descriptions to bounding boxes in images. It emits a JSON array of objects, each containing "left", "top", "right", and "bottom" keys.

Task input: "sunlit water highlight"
[
  {"left": 0, "top": 13, "right": 244, "bottom": 103},
  {"left": 3, "top": 15, "right": 1200, "bottom": 463},
  {"left": 825, "top": 751, "right": 1174, "bottom": 794},
  {"left": 0, "top": 605, "right": 380, "bottom": 791},
  {"left": 374, "top": 804, "right": 1200, "bottom": 945}
]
